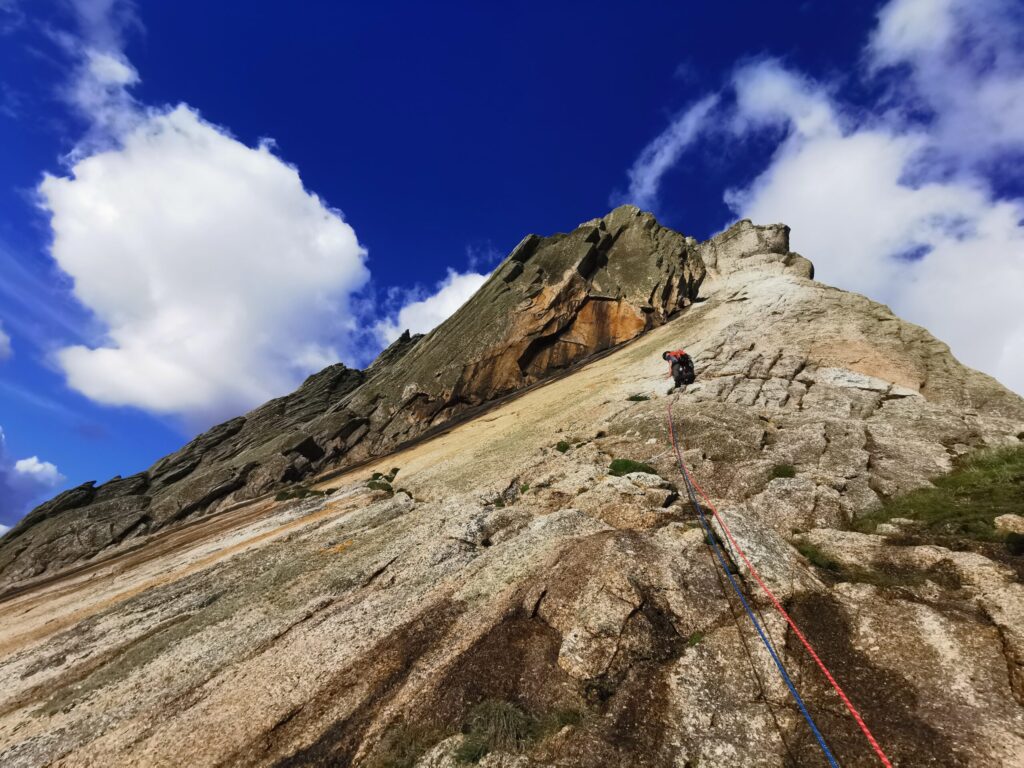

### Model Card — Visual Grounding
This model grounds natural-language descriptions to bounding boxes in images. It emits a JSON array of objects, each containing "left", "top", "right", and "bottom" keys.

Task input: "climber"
[{"left": 663, "top": 349, "right": 695, "bottom": 391}]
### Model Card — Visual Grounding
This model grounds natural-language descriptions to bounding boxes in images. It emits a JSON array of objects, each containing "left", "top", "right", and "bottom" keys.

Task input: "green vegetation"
[
  {"left": 455, "top": 700, "right": 531, "bottom": 762},
  {"left": 853, "top": 446, "right": 1024, "bottom": 554},
  {"left": 686, "top": 631, "right": 704, "bottom": 647},
  {"left": 367, "top": 467, "right": 400, "bottom": 496},
  {"left": 626, "top": 393, "right": 651, "bottom": 402},
  {"left": 365, "top": 722, "right": 441, "bottom": 768},
  {"left": 454, "top": 700, "right": 582, "bottom": 764},
  {"left": 519, "top": 483, "right": 530, "bottom": 494},
  {"left": 795, "top": 541, "right": 843, "bottom": 573},
  {"left": 771, "top": 463, "right": 797, "bottom": 479},
  {"left": 796, "top": 540, "right": 927, "bottom": 588},
  {"left": 274, "top": 486, "right": 328, "bottom": 502},
  {"left": 555, "top": 440, "right": 571, "bottom": 453},
  {"left": 608, "top": 458, "right": 659, "bottom": 477}
]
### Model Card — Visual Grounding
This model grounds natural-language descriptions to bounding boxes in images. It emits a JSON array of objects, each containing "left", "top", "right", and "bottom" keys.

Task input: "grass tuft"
[
  {"left": 454, "top": 700, "right": 582, "bottom": 763},
  {"left": 608, "top": 458, "right": 659, "bottom": 477},
  {"left": 365, "top": 722, "right": 441, "bottom": 768},
  {"left": 853, "top": 446, "right": 1024, "bottom": 548},
  {"left": 627, "top": 393, "right": 651, "bottom": 402},
  {"left": 456, "top": 700, "right": 532, "bottom": 763},
  {"left": 555, "top": 440, "right": 571, "bottom": 453}
]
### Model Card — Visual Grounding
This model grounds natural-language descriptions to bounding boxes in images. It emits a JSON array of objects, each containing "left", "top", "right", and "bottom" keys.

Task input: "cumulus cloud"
[
  {"left": 0, "top": 427, "right": 65, "bottom": 527},
  {"left": 618, "top": 0, "right": 1024, "bottom": 395},
  {"left": 40, "top": 105, "right": 369, "bottom": 424},
  {"left": 0, "top": 322, "right": 10, "bottom": 359},
  {"left": 26, "top": 0, "right": 383, "bottom": 426},
  {"left": 375, "top": 269, "right": 488, "bottom": 344}
]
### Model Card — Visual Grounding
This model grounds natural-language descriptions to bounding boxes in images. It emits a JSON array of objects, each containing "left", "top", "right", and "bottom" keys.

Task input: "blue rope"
[{"left": 669, "top": 410, "right": 840, "bottom": 768}]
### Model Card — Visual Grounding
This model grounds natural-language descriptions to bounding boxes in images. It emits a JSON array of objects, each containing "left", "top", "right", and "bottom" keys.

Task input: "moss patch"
[
  {"left": 771, "top": 463, "right": 796, "bottom": 479},
  {"left": 275, "top": 486, "right": 328, "bottom": 502},
  {"left": 367, "top": 468, "right": 400, "bottom": 497},
  {"left": 608, "top": 459, "right": 659, "bottom": 477}
]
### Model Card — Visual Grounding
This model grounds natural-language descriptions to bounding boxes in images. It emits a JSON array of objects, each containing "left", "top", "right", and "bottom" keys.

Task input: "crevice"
[{"left": 362, "top": 555, "right": 401, "bottom": 588}]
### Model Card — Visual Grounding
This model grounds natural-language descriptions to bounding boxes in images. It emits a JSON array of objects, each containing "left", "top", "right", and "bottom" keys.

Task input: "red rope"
[{"left": 685, "top": 470, "right": 894, "bottom": 767}]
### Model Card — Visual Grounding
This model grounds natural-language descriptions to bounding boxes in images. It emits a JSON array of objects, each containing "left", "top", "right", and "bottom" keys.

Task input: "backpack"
[{"left": 677, "top": 353, "right": 695, "bottom": 385}]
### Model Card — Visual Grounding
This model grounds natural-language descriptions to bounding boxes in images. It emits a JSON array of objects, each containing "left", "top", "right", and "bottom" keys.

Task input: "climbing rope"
[
  {"left": 666, "top": 404, "right": 840, "bottom": 767},
  {"left": 667, "top": 398, "right": 895, "bottom": 768}
]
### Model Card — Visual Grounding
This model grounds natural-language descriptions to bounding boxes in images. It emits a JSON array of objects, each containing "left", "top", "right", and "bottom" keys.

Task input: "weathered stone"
[
  {"left": 995, "top": 514, "right": 1024, "bottom": 535},
  {"left": 1, "top": 208, "right": 1023, "bottom": 768}
]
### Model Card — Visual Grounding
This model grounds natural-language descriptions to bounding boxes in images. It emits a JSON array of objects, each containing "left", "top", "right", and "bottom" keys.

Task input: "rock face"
[
  {"left": 0, "top": 209, "right": 1022, "bottom": 767},
  {"left": 0, "top": 206, "right": 706, "bottom": 589}
]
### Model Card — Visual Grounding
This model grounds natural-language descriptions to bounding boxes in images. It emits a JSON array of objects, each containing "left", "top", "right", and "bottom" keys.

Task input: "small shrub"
[
  {"left": 367, "top": 479, "right": 394, "bottom": 496},
  {"left": 555, "top": 440, "right": 571, "bottom": 453},
  {"left": 686, "top": 631, "right": 704, "bottom": 647},
  {"left": 519, "top": 483, "right": 530, "bottom": 494},
  {"left": 771, "top": 463, "right": 797, "bottom": 479},
  {"left": 608, "top": 458, "right": 659, "bottom": 477},
  {"left": 627, "top": 393, "right": 650, "bottom": 402}
]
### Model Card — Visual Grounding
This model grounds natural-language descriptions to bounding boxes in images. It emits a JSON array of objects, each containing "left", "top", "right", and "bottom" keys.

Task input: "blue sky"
[{"left": 1, "top": 0, "right": 1023, "bottom": 531}]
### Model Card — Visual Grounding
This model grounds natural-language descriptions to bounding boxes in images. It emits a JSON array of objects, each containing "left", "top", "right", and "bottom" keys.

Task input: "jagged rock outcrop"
[
  {"left": 0, "top": 205, "right": 713, "bottom": 589},
  {"left": 1, "top": 208, "right": 1022, "bottom": 767}
]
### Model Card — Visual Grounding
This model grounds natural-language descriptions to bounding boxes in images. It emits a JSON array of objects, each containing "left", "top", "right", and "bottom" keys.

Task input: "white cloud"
[
  {"left": 731, "top": 61, "right": 840, "bottom": 139},
  {"left": 0, "top": 322, "right": 10, "bottom": 359},
  {"left": 29, "top": 0, "right": 496, "bottom": 425},
  {"left": 376, "top": 269, "right": 488, "bottom": 344},
  {"left": 867, "top": 0, "right": 1024, "bottom": 167},
  {"left": 727, "top": 86, "right": 1024, "bottom": 389},
  {"left": 0, "top": 524, "right": 9, "bottom": 538},
  {"left": 40, "top": 105, "right": 369, "bottom": 424},
  {"left": 621, "top": 95, "right": 719, "bottom": 210},
  {"left": 0, "top": 427, "right": 65, "bottom": 527},
  {"left": 86, "top": 49, "right": 138, "bottom": 86},
  {"left": 13, "top": 456, "right": 63, "bottom": 485}
]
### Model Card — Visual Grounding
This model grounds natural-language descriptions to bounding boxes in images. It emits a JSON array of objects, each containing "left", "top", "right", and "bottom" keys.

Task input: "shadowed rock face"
[{"left": 0, "top": 205, "right": 721, "bottom": 589}]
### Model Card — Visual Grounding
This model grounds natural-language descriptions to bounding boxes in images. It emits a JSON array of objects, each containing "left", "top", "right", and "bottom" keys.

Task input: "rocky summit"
[{"left": 1, "top": 207, "right": 1023, "bottom": 767}]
